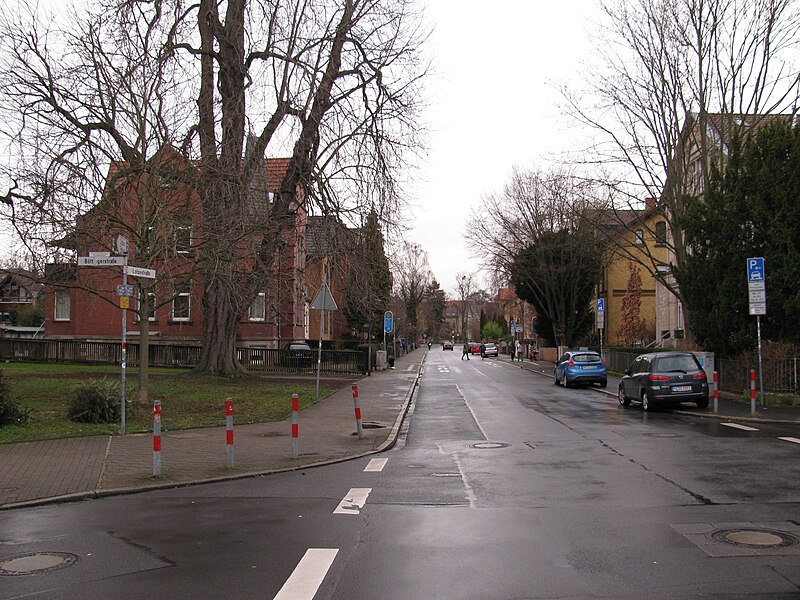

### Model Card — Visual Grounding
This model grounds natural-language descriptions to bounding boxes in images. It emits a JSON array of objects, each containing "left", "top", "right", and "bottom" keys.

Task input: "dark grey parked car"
[{"left": 618, "top": 351, "right": 709, "bottom": 411}]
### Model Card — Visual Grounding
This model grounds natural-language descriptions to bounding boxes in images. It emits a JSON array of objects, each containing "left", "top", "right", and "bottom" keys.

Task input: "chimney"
[{"left": 644, "top": 197, "right": 656, "bottom": 210}]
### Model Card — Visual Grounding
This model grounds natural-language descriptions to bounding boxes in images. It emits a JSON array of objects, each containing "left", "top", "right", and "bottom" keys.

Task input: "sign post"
[
  {"left": 747, "top": 257, "right": 766, "bottom": 407},
  {"left": 310, "top": 265, "right": 338, "bottom": 401},
  {"left": 596, "top": 298, "right": 605, "bottom": 358}
]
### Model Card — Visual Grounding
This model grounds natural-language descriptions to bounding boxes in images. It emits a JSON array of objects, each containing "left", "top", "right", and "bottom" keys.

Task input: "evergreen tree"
[{"left": 677, "top": 119, "right": 800, "bottom": 356}]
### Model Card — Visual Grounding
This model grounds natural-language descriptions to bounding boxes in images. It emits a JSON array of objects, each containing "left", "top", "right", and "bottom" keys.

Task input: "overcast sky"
[{"left": 410, "top": 1, "right": 602, "bottom": 296}]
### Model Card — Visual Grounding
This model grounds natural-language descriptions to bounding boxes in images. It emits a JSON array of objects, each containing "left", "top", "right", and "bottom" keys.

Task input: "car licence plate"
[
  {"left": 581, "top": 366, "right": 595, "bottom": 370},
  {"left": 672, "top": 385, "right": 692, "bottom": 392}
]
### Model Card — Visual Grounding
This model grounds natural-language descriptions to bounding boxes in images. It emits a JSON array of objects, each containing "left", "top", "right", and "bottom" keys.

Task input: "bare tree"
[
  {"left": 468, "top": 167, "right": 604, "bottom": 347},
  {"left": 0, "top": 0, "right": 428, "bottom": 376},
  {"left": 393, "top": 241, "right": 431, "bottom": 343},
  {"left": 455, "top": 272, "right": 476, "bottom": 340},
  {"left": 564, "top": 0, "right": 800, "bottom": 327}
]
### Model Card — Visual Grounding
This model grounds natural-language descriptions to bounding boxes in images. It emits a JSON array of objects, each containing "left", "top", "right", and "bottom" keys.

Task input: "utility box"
[
  {"left": 694, "top": 351, "right": 715, "bottom": 385},
  {"left": 376, "top": 350, "right": 387, "bottom": 371}
]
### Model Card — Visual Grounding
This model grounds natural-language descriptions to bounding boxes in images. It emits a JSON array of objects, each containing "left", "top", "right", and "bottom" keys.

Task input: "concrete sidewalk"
[
  {"left": 508, "top": 355, "right": 800, "bottom": 424},
  {"left": 0, "top": 349, "right": 425, "bottom": 510}
]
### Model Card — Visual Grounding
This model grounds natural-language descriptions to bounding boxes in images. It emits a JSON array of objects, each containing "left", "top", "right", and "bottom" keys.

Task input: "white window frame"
[
  {"left": 174, "top": 225, "right": 192, "bottom": 256},
  {"left": 135, "top": 291, "right": 157, "bottom": 322},
  {"left": 249, "top": 292, "right": 266, "bottom": 321},
  {"left": 54, "top": 289, "right": 71, "bottom": 321},
  {"left": 171, "top": 291, "right": 191, "bottom": 322},
  {"left": 634, "top": 229, "right": 645, "bottom": 245}
]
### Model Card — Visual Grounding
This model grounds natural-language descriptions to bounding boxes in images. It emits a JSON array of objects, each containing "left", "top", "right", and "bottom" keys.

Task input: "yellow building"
[{"left": 598, "top": 202, "right": 670, "bottom": 347}]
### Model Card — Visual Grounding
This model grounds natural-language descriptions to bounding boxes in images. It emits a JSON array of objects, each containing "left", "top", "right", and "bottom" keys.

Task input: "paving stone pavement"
[{"left": 0, "top": 349, "right": 424, "bottom": 509}]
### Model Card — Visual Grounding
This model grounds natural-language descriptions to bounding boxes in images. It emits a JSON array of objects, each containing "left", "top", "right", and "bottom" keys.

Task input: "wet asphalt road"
[{"left": 2, "top": 349, "right": 799, "bottom": 599}]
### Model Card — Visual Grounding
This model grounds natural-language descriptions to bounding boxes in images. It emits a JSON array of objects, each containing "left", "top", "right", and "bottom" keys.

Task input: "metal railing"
[{"left": 0, "top": 339, "right": 367, "bottom": 375}]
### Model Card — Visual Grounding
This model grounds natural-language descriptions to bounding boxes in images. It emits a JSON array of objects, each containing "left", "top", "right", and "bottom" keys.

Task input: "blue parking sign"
[
  {"left": 596, "top": 298, "right": 605, "bottom": 313},
  {"left": 746, "top": 257, "right": 765, "bottom": 282}
]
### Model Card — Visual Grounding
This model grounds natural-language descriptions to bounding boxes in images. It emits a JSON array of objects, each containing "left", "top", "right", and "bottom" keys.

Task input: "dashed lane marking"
[
  {"left": 364, "top": 458, "right": 388, "bottom": 472},
  {"left": 721, "top": 422, "right": 759, "bottom": 432},
  {"left": 778, "top": 437, "right": 800, "bottom": 445},
  {"left": 272, "top": 548, "right": 338, "bottom": 600},
  {"left": 333, "top": 488, "right": 372, "bottom": 515}
]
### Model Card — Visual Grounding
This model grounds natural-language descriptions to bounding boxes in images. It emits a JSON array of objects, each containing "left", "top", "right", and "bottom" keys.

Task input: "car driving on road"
[
  {"left": 554, "top": 350, "right": 607, "bottom": 387},
  {"left": 442, "top": 340, "right": 454, "bottom": 350},
  {"left": 618, "top": 351, "right": 709, "bottom": 411}
]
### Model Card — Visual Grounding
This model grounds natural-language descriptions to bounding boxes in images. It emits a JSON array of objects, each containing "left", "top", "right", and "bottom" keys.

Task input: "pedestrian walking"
[
  {"left": 515, "top": 339, "right": 522, "bottom": 362},
  {"left": 479, "top": 342, "right": 486, "bottom": 360},
  {"left": 462, "top": 342, "right": 470, "bottom": 360},
  {"left": 509, "top": 341, "right": 516, "bottom": 361}
]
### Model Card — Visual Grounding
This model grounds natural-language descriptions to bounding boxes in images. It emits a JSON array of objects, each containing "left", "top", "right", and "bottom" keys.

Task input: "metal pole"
[
  {"left": 290, "top": 393, "right": 299, "bottom": 458},
  {"left": 757, "top": 315, "right": 765, "bottom": 406},
  {"left": 315, "top": 268, "right": 325, "bottom": 402},
  {"left": 153, "top": 399, "right": 161, "bottom": 477},
  {"left": 225, "top": 398, "right": 234, "bottom": 468},
  {"left": 713, "top": 371, "right": 719, "bottom": 413},
  {"left": 120, "top": 257, "right": 128, "bottom": 435},
  {"left": 750, "top": 369, "right": 757, "bottom": 416},
  {"left": 352, "top": 384, "right": 363, "bottom": 439}
]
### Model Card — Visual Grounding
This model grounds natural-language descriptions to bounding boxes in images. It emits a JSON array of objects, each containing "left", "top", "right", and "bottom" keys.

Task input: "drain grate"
[
  {"left": 672, "top": 522, "right": 800, "bottom": 557},
  {"left": 0, "top": 552, "right": 79, "bottom": 576}
]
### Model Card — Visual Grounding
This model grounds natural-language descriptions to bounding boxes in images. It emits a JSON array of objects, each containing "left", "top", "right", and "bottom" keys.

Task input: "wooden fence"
[{"left": 0, "top": 339, "right": 368, "bottom": 375}]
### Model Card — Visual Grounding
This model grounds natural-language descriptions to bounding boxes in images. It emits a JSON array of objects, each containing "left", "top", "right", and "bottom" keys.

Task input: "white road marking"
[
  {"left": 778, "top": 437, "right": 800, "bottom": 445},
  {"left": 364, "top": 458, "right": 388, "bottom": 472},
  {"left": 333, "top": 488, "right": 372, "bottom": 514},
  {"left": 721, "top": 422, "right": 759, "bottom": 431},
  {"left": 405, "top": 364, "right": 416, "bottom": 371},
  {"left": 455, "top": 383, "right": 489, "bottom": 440},
  {"left": 273, "top": 548, "right": 338, "bottom": 600}
]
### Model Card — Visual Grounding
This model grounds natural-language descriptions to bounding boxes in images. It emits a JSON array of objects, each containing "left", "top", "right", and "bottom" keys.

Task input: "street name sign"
[
  {"left": 78, "top": 256, "right": 126, "bottom": 267},
  {"left": 124, "top": 266, "right": 156, "bottom": 279}
]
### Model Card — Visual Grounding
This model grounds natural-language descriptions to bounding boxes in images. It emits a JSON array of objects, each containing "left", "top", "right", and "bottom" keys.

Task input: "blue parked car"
[{"left": 554, "top": 350, "right": 607, "bottom": 388}]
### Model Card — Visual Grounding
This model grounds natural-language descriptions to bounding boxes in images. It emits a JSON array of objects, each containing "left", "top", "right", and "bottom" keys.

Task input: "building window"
[
  {"left": 635, "top": 230, "right": 645, "bottom": 245},
  {"left": 171, "top": 290, "right": 191, "bottom": 322},
  {"left": 249, "top": 292, "right": 266, "bottom": 321},
  {"left": 54, "top": 290, "right": 70, "bottom": 321},
  {"left": 174, "top": 225, "right": 192, "bottom": 256},
  {"left": 135, "top": 291, "right": 157, "bottom": 322},
  {"left": 655, "top": 221, "right": 667, "bottom": 246}
]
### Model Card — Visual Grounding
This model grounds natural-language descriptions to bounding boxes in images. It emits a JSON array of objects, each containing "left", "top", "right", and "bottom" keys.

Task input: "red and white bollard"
[
  {"left": 352, "top": 384, "right": 363, "bottom": 440},
  {"left": 225, "top": 398, "right": 234, "bottom": 468},
  {"left": 153, "top": 399, "right": 162, "bottom": 477},
  {"left": 713, "top": 371, "right": 719, "bottom": 413},
  {"left": 291, "top": 393, "right": 299, "bottom": 458},
  {"left": 750, "top": 369, "right": 757, "bottom": 416}
]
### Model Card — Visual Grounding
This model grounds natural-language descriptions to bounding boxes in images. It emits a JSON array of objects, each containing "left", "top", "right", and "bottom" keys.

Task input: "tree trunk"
[{"left": 196, "top": 277, "right": 245, "bottom": 376}]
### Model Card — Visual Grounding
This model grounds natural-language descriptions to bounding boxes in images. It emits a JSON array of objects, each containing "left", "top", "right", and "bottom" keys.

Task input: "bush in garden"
[
  {"left": 0, "top": 368, "right": 30, "bottom": 427},
  {"left": 68, "top": 378, "right": 121, "bottom": 424}
]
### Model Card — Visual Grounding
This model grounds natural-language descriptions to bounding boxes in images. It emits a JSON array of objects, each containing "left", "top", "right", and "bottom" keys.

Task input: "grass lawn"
[{"left": 0, "top": 362, "right": 344, "bottom": 443}]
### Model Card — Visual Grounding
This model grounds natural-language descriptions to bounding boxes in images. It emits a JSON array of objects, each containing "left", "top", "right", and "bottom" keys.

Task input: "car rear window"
[
  {"left": 654, "top": 355, "right": 699, "bottom": 372},
  {"left": 573, "top": 353, "right": 601, "bottom": 363}
]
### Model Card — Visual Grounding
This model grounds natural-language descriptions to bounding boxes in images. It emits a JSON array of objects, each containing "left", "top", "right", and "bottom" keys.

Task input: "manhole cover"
[
  {"left": 471, "top": 442, "right": 510, "bottom": 449},
  {"left": 712, "top": 529, "right": 799, "bottom": 548},
  {"left": 0, "top": 552, "right": 79, "bottom": 576}
]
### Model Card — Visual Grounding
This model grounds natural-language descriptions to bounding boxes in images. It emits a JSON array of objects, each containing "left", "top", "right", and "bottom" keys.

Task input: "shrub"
[
  {"left": 68, "top": 378, "right": 122, "bottom": 424},
  {"left": 0, "top": 369, "right": 30, "bottom": 427}
]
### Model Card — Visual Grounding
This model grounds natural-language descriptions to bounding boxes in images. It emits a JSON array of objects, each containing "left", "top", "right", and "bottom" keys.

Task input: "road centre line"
[
  {"left": 364, "top": 458, "right": 388, "bottom": 472},
  {"left": 778, "top": 437, "right": 800, "bottom": 445},
  {"left": 272, "top": 548, "right": 338, "bottom": 600},
  {"left": 333, "top": 488, "right": 372, "bottom": 514},
  {"left": 721, "top": 422, "right": 759, "bottom": 432}
]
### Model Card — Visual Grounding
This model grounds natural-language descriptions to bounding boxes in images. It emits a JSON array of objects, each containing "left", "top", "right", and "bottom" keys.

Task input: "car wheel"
[
  {"left": 564, "top": 377, "right": 571, "bottom": 388},
  {"left": 553, "top": 371, "right": 560, "bottom": 385},
  {"left": 600, "top": 378, "right": 608, "bottom": 388},
  {"left": 696, "top": 396, "right": 709, "bottom": 409},
  {"left": 618, "top": 386, "right": 630, "bottom": 406},
  {"left": 641, "top": 391, "right": 652, "bottom": 412}
]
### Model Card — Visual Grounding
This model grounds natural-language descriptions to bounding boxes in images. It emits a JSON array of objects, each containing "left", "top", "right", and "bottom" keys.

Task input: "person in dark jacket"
[{"left": 461, "top": 342, "right": 470, "bottom": 360}]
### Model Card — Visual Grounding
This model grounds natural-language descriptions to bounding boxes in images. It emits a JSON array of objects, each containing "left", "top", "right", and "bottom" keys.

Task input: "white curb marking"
[
  {"left": 721, "top": 422, "right": 759, "bottom": 432},
  {"left": 333, "top": 488, "right": 372, "bottom": 514},
  {"left": 778, "top": 437, "right": 800, "bottom": 445},
  {"left": 273, "top": 548, "right": 338, "bottom": 600}
]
